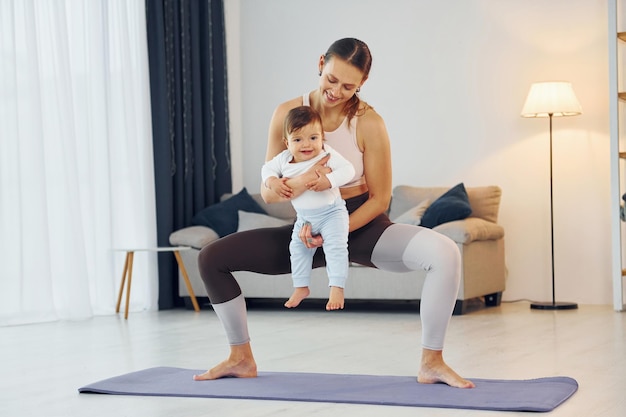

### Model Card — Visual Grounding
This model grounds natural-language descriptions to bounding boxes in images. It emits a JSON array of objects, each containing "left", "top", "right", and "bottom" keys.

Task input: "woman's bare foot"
[
  {"left": 193, "top": 343, "right": 257, "bottom": 380},
  {"left": 417, "top": 348, "right": 475, "bottom": 388},
  {"left": 285, "top": 287, "right": 310, "bottom": 308},
  {"left": 326, "top": 286, "right": 344, "bottom": 310}
]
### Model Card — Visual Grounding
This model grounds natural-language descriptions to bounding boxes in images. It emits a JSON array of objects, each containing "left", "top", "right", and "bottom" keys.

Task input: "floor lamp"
[{"left": 521, "top": 81, "right": 582, "bottom": 310}]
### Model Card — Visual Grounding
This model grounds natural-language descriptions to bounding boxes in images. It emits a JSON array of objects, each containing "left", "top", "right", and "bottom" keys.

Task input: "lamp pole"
[
  {"left": 521, "top": 81, "right": 581, "bottom": 310},
  {"left": 530, "top": 113, "right": 578, "bottom": 310},
  {"left": 549, "top": 113, "right": 556, "bottom": 305}
]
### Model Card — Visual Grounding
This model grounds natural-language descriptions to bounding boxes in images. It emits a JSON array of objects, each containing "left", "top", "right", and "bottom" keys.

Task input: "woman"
[{"left": 193, "top": 38, "right": 475, "bottom": 389}]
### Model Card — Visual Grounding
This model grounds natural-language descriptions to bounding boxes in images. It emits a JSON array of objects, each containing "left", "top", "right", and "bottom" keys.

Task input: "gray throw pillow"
[
  {"left": 237, "top": 211, "right": 292, "bottom": 232},
  {"left": 392, "top": 199, "right": 431, "bottom": 226}
]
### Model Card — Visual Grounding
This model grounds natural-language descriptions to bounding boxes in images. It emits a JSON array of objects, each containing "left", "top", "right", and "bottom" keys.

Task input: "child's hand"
[{"left": 267, "top": 176, "right": 293, "bottom": 199}]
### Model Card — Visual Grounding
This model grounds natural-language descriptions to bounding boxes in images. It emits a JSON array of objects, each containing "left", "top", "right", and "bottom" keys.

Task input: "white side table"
[{"left": 114, "top": 247, "right": 200, "bottom": 319}]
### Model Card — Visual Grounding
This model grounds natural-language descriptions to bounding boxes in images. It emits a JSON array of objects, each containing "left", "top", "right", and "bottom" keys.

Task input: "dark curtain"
[{"left": 145, "top": 0, "right": 231, "bottom": 309}]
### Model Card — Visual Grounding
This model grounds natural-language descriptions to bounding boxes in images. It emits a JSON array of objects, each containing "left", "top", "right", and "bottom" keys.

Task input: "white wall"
[{"left": 225, "top": 0, "right": 613, "bottom": 305}]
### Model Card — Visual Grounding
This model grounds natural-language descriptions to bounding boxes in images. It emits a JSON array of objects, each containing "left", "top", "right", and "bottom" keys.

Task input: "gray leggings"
[{"left": 198, "top": 193, "right": 461, "bottom": 350}]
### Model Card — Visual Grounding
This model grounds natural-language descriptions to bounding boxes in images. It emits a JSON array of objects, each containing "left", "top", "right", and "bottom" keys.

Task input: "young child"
[{"left": 261, "top": 106, "right": 355, "bottom": 310}]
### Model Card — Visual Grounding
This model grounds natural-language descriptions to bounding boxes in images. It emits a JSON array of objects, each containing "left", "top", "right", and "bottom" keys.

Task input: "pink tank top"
[{"left": 302, "top": 93, "right": 366, "bottom": 188}]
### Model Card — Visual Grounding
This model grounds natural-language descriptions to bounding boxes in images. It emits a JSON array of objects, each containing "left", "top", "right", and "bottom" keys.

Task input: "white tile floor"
[{"left": 2, "top": 300, "right": 625, "bottom": 417}]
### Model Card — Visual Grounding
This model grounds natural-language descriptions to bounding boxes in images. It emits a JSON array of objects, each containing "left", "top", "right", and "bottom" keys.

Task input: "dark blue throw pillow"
[
  {"left": 420, "top": 183, "right": 472, "bottom": 229},
  {"left": 191, "top": 187, "right": 267, "bottom": 237}
]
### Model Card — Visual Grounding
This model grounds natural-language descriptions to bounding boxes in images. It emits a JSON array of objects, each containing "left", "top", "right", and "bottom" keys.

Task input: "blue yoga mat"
[{"left": 78, "top": 366, "right": 578, "bottom": 412}]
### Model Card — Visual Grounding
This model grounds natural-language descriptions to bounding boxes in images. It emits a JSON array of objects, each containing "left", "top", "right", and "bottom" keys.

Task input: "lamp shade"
[{"left": 521, "top": 81, "right": 582, "bottom": 118}]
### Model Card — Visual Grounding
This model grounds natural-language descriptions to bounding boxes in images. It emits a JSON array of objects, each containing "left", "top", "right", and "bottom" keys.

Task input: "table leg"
[
  {"left": 116, "top": 252, "right": 131, "bottom": 313},
  {"left": 173, "top": 250, "right": 200, "bottom": 312},
  {"left": 123, "top": 251, "right": 135, "bottom": 319}
]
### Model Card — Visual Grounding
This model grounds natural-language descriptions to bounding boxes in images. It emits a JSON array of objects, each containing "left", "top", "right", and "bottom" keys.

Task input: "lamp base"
[{"left": 530, "top": 301, "right": 578, "bottom": 310}]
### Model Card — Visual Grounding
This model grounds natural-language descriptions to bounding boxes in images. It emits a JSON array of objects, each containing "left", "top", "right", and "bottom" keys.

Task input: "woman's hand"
[
  {"left": 308, "top": 153, "right": 331, "bottom": 174},
  {"left": 299, "top": 221, "right": 324, "bottom": 248},
  {"left": 305, "top": 169, "right": 331, "bottom": 192},
  {"left": 303, "top": 153, "right": 332, "bottom": 192}
]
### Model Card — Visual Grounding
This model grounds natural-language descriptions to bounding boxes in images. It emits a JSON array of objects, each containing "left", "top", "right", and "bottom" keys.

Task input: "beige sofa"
[{"left": 169, "top": 185, "right": 506, "bottom": 315}]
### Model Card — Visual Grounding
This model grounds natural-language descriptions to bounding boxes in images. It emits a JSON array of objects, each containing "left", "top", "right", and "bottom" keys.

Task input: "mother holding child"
[{"left": 193, "top": 37, "right": 475, "bottom": 389}]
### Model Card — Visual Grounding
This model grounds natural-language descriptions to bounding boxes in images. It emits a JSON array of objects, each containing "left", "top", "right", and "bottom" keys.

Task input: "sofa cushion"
[
  {"left": 392, "top": 199, "right": 431, "bottom": 226},
  {"left": 191, "top": 187, "right": 267, "bottom": 237},
  {"left": 221, "top": 192, "right": 297, "bottom": 221},
  {"left": 237, "top": 211, "right": 293, "bottom": 232},
  {"left": 252, "top": 197, "right": 296, "bottom": 220},
  {"left": 389, "top": 185, "right": 501, "bottom": 224},
  {"left": 169, "top": 226, "right": 219, "bottom": 249},
  {"left": 465, "top": 186, "right": 502, "bottom": 223},
  {"left": 420, "top": 183, "right": 472, "bottom": 228},
  {"left": 434, "top": 217, "right": 504, "bottom": 244}
]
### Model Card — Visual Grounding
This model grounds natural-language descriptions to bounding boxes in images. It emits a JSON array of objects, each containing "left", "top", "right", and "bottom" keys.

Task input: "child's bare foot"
[
  {"left": 417, "top": 348, "right": 475, "bottom": 388},
  {"left": 193, "top": 343, "right": 257, "bottom": 380},
  {"left": 285, "top": 287, "right": 310, "bottom": 308},
  {"left": 326, "top": 286, "right": 344, "bottom": 310}
]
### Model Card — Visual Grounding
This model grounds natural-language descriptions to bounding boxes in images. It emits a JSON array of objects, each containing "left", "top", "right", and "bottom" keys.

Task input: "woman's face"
[{"left": 318, "top": 57, "right": 364, "bottom": 108}]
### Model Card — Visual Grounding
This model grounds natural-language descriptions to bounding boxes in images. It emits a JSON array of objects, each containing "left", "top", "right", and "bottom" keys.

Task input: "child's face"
[{"left": 285, "top": 121, "right": 324, "bottom": 163}]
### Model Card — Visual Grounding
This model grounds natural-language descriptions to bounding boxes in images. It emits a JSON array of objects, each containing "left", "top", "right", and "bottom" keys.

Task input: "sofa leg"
[
  {"left": 484, "top": 292, "right": 502, "bottom": 307},
  {"left": 452, "top": 300, "right": 467, "bottom": 316}
]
